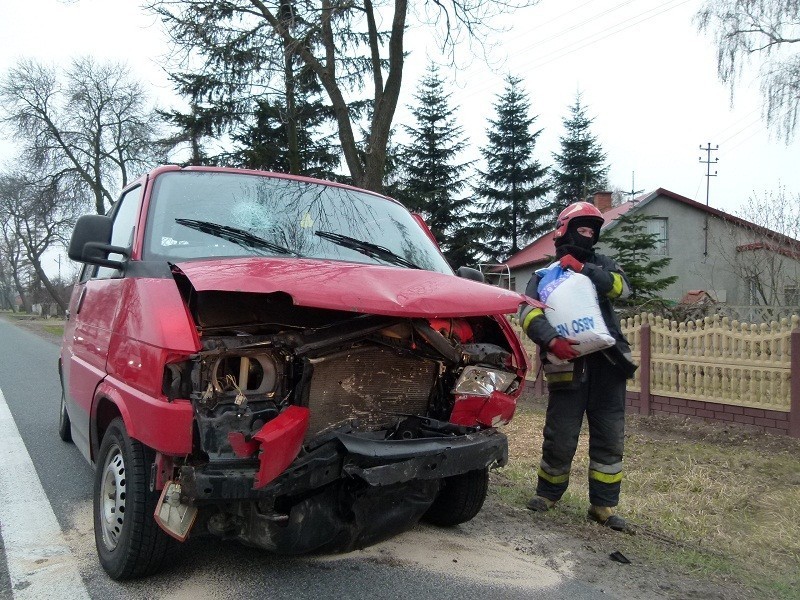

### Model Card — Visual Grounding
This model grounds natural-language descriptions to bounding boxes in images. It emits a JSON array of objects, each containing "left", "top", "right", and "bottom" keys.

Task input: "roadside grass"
[
  {"left": 42, "top": 324, "right": 65, "bottom": 337},
  {"left": 495, "top": 397, "right": 800, "bottom": 599},
  {"left": 0, "top": 311, "right": 65, "bottom": 339},
  {"left": 1, "top": 310, "right": 36, "bottom": 320}
]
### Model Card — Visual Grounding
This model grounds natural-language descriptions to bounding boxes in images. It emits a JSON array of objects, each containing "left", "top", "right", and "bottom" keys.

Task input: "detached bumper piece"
[
  {"left": 182, "top": 427, "right": 508, "bottom": 501},
  {"left": 180, "top": 427, "right": 508, "bottom": 554},
  {"left": 336, "top": 429, "right": 508, "bottom": 486}
]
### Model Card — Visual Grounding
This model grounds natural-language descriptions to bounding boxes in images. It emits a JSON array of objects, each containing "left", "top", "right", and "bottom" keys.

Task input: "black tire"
[
  {"left": 93, "top": 418, "right": 171, "bottom": 580},
  {"left": 58, "top": 389, "right": 72, "bottom": 443},
  {"left": 423, "top": 468, "right": 489, "bottom": 527}
]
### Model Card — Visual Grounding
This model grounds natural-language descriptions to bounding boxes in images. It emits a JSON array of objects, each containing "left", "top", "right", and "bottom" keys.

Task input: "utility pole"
[
  {"left": 623, "top": 171, "right": 644, "bottom": 205},
  {"left": 699, "top": 143, "right": 719, "bottom": 256}
]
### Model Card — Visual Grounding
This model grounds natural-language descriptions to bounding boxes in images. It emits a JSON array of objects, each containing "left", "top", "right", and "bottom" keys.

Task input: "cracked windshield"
[{"left": 144, "top": 171, "right": 451, "bottom": 273}]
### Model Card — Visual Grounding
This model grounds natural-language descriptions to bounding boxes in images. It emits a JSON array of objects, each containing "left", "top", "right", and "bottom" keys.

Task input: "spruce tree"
[
  {"left": 602, "top": 212, "right": 677, "bottom": 305},
  {"left": 550, "top": 93, "right": 609, "bottom": 216},
  {"left": 474, "top": 75, "right": 550, "bottom": 263},
  {"left": 159, "top": 44, "right": 340, "bottom": 179},
  {"left": 395, "top": 65, "right": 477, "bottom": 267},
  {"left": 232, "top": 92, "right": 341, "bottom": 181},
  {"left": 151, "top": 0, "right": 538, "bottom": 192}
]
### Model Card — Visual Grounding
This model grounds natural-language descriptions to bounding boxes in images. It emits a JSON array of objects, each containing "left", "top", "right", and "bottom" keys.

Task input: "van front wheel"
[
  {"left": 93, "top": 418, "right": 171, "bottom": 579},
  {"left": 423, "top": 468, "right": 489, "bottom": 527},
  {"left": 58, "top": 390, "right": 72, "bottom": 442}
]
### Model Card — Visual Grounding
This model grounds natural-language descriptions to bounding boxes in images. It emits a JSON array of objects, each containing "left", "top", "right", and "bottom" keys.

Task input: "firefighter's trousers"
[{"left": 536, "top": 352, "right": 627, "bottom": 507}]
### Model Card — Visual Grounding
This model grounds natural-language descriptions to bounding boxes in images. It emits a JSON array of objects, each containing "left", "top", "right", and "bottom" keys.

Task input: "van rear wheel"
[{"left": 93, "top": 418, "right": 171, "bottom": 579}]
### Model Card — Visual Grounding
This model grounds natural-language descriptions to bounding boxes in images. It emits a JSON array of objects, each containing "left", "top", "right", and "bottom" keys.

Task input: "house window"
[
  {"left": 785, "top": 286, "right": 799, "bottom": 307},
  {"left": 645, "top": 218, "right": 668, "bottom": 256},
  {"left": 748, "top": 278, "right": 761, "bottom": 305}
]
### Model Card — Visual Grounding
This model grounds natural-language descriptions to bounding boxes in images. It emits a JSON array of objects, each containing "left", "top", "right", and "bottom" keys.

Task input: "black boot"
[
  {"left": 526, "top": 496, "right": 556, "bottom": 512},
  {"left": 588, "top": 505, "right": 627, "bottom": 531}
]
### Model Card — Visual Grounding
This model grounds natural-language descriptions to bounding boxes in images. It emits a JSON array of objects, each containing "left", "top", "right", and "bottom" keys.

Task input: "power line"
[
  {"left": 503, "top": 0, "right": 600, "bottom": 41},
  {"left": 710, "top": 107, "right": 761, "bottom": 139},
  {"left": 692, "top": 173, "right": 705, "bottom": 202},
  {"left": 525, "top": 0, "right": 692, "bottom": 72},
  {"left": 512, "top": 0, "right": 638, "bottom": 56},
  {"left": 717, "top": 117, "right": 763, "bottom": 146},
  {"left": 717, "top": 103, "right": 797, "bottom": 158},
  {"left": 453, "top": 0, "right": 691, "bottom": 103},
  {"left": 720, "top": 127, "right": 766, "bottom": 157}
]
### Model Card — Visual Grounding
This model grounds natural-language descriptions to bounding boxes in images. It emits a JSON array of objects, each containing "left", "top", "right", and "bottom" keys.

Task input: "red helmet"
[{"left": 553, "top": 202, "right": 604, "bottom": 243}]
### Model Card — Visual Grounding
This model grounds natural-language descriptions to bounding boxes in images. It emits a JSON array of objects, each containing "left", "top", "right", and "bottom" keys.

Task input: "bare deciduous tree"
[
  {"left": 738, "top": 184, "right": 800, "bottom": 240},
  {"left": 0, "top": 209, "right": 31, "bottom": 312},
  {"left": 696, "top": 0, "right": 800, "bottom": 142},
  {"left": 149, "top": 0, "right": 536, "bottom": 192},
  {"left": 0, "top": 57, "right": 162, "bottom": 214},
  {"left": 711, "top": 186, "right": 800, "bottom": 306},
  {"left": 0, "top": 174, "right": 80, "bottom": 313},
  {"left": 0, "top": 253, "right": 17, "bottom": 310}
]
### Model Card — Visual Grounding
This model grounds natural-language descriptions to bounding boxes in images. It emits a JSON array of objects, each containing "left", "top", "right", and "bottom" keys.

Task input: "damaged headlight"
[
  {"left": 453, "top": 366, "right": 516, "bottom": 397},
  {"left": 211, "top": 354, "right": 279, "bottom": 395}
]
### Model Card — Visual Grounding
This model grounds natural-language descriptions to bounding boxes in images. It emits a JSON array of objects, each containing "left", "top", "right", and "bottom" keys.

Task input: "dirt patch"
[
  {"left": 472, "top": 495, "right": 747, "bottom": 600},
  {"left": 314, "top": 494, "right": 746, "bottom": 599},
  {"left": 500, "top": 391, "right": 800, "bottom": 600}
]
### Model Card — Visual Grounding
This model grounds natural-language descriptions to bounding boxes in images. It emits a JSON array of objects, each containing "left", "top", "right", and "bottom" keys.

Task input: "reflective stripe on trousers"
[{"left": 536, "top": 353, "right": 627, "bottom": 506}]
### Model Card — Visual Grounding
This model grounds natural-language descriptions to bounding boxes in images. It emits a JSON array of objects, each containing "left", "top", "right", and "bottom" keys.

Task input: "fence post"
[
  {"left": 790, "top": 329, "right": 800, "bottom": 438},
  {"left": 639, "top": 323, "right": 651, "bottom": 416}
]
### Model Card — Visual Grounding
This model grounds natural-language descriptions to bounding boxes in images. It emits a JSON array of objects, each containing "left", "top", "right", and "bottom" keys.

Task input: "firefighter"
[{"left": 518, "top": 201, "right": 637, "bottom": 531}]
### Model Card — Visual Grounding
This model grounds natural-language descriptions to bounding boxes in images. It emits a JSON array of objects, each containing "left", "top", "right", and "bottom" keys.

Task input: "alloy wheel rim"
[{"left": 99, "top": 443, "right": 126, "bottom": 551}]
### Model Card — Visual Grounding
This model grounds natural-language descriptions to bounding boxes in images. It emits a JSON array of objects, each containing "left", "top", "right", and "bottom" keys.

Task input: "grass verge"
[
  {"left": 42, "top": 324, "right": 65, "bottom": 337},
  {"left": 497, "top": 396, "right": 800, "bottom": 599},
  {"left": 1, "top": 310, "right": 38, "bottom": 320},
  {"left": 0, "top": 311, "right": 65, "bottom": 340}
]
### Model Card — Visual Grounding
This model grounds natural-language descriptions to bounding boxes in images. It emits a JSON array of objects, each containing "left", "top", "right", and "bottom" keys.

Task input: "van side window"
[
  {"left": 95, "top": 186, "right": 143, "bottom": 279},
  {"left": 78, "top": 263, "right": 92, "bottom": 284}
]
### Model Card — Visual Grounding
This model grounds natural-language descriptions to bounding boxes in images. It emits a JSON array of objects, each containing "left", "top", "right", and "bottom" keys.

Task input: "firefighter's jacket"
[{"left": 520, "top": 252, "right": 637, "bottom": 378}]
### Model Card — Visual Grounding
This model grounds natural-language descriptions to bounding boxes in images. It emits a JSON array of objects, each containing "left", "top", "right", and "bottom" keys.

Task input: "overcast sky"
[{"left": 0, "top": 0, "right": 797, "bottom": 217}]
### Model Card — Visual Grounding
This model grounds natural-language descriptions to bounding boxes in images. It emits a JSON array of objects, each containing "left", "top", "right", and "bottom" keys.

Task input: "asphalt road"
[{"left": 0, "top": 317, "right": 613, "bottom": 600}]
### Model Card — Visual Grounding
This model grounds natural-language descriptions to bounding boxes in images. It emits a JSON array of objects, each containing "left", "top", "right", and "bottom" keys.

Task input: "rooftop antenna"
[
  {"left": 699, "top": 143, "right": 719, "bottom": 256},
  {"left": 624, "top": 171, "right": 644, "bottom": 205}
]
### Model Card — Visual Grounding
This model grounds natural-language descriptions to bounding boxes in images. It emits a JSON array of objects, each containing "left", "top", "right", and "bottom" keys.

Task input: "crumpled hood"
[{"left": 173, "top": 257, "right": 528, "bottom": 318}]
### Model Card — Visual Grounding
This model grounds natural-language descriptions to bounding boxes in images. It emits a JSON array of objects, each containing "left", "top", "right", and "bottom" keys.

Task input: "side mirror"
[
  {"left": 456, "top": 266, "right": 485, "bottom": 283},
  {"left": 68, "top": 214, "right": 129, "bottom": 269}
]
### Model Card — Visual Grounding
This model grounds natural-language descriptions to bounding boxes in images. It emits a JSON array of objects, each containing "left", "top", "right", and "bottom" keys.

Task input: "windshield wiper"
[
  {"left": 175, "top": 219, "right": 299, "bottom": 256},
  {"left": 314, "top": 230, "right": 421, "bottom": 269}
]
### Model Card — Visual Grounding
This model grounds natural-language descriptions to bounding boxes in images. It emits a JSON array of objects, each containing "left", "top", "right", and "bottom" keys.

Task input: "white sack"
[{"left": 537, "top": 263, "right": 615, "bottom": 364}]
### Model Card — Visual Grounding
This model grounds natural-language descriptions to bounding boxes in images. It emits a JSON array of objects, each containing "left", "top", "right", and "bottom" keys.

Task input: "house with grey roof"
[{"left": 500, "top": 189, "right": 800, "bottom": 310}]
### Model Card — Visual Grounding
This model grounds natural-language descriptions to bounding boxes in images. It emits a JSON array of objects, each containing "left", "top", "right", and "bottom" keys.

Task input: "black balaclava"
[{"left": 554, "top": 217, "right": 600, "bottom": 262}]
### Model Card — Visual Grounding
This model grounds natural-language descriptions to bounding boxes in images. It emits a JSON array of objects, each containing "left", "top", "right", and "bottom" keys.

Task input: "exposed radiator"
[{"left": 306, "top": 345, "right": 437, "bottom": 438}]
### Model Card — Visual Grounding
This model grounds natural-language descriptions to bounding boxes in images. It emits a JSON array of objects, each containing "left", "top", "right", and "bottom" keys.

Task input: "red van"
[{"left": 59, "top": 165, "right": 532, "bottom": 579}]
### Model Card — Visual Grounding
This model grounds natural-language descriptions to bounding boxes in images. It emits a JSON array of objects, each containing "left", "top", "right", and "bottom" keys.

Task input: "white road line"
[{"left": 0, "top": 387, "right": 91, "bottom": 600}]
